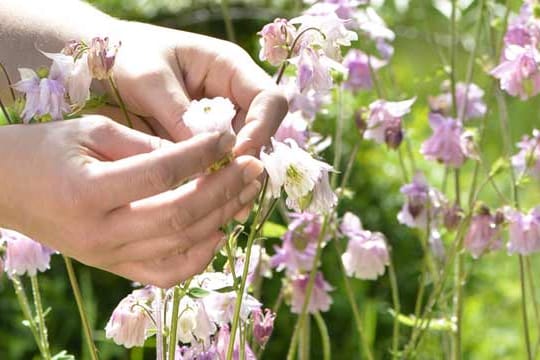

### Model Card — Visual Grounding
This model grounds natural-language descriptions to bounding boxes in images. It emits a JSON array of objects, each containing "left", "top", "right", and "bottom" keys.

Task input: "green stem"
[
  {"left": 331, "top": 84, "right": 344, "bottom": 188},
  {"left": 0, "top": 62, "right": 16, "bottom": 102},
  {"left": 388, "top": 256, "right": 401, "bottom": 358},
  {"left": 12, "top": 276, "right": 46, "bottom": 357},
  {"left": 397, "top": 147, "right": 410, "bottom": 183},
  {"left": 452, "top": 169, "right": 463, "bottom": 360},
  {"left": 64, "top": 256, "right": 99, "bottom": 360},
  {"left": 0, "top": 97, "right": 12, "bottom": 124},
  {"left": 220, "top": 0, "right": 236, "bottom": 42},
  {"left": 300, "top": 315, "right": 311, "bottom": 360},
  {"left": 449, "top": 0, "right": 458, "bottom": 118},
  {"left": 168, "top": 280, "right": 191, "bottom": 360},
  {"left": 314, "top": 312, "right": 331, "bottom": 360},
  {"left": 30, "top": 275, "right": 51, "bottom": 360},
  {"left": 108, "top": 76, "right": 133, "bottom": 129},
  {"left": 519, "top": 256, "right": 533, "bottom": 360}
]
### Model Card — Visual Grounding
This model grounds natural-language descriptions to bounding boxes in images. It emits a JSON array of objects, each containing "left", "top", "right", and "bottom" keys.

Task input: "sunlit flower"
[
  {"left": 506, "top": 207, "right": 540, "bottom": 255},
  {"left": 464, "top": 207, "right": 502, "bottom": 258},
  {"left": 173, "top": 297, "right": 216, "bottom": 346},
  {"left": 274, "top": 112, "right": 310, "bottom": 148},
  {"left": 512, "top": 129, "right": 540, "bottom": 179},
  {"left": 364, "top": 98, "right": 415, "bottom": 148},
  {"left": 258, "top": 18, "right": 297, "bottom": 65},
  {"left": 293, "top": 47, "right": 336, "bottom": 94},
  {"left": 261, "top": 139, "right": 336, "bottom": 213},
  {"left": 290, "top": 272, "right": 333, "bottom": 314},
  {"left": 2, "top": 229, "right": 55, "bottom": 277},
  {"left": 182, "top": 97, "right": 236, "bottom": 135},
  {"left": 87, "top": 37, "right": 120, "bottom": 80},
  {"left": 343, "top": 49, "right": 385, "bottom": 92},
  {"left": 253, "top": 308, "right": 276, "bottom": 346},
  {"left": 283, "top": 76, "right": 329, "bottom": 120}
]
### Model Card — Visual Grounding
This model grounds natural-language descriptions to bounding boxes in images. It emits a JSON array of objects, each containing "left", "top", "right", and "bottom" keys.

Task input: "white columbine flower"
[
  {"left": 260, "top": 138, "right": 336, "bottom": 213},
  {"left": 182, "top": 97, "right": 236, "bottom": 135}
]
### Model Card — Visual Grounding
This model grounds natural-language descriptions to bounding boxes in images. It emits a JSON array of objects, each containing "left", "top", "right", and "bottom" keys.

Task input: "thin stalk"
[
  {"left": 220, "top": 0, "right": 236, "bottom": 42},
  {"left": 452, "top": 169, "right": 463, "bottom": 360},
  {"left": 12, "top": 276, "right": 46, "bottom": 357},
  {"left": 397, "top": 148, "right": 410, "bottom": 183},
  {"left": 156, "top": 289, "right": 165, "bottom": 360},
  {"left": 525, "top": 257, "right": 540, "bottom": 357},
  {"left": 168, "top": 280, "right": 191, "bottom": 360},
  {"left": 30, "top": 275, "right": 51, "bottom": 360},
  {"left": 300, "top": 316, "right": 311, "bottom": 360},
  {"left": 64, "top": 256, "right": 99, "bottom": 360},
  {"left": 108, "top": 76, "right": 133, "bottom": 129},
  {"left": 449, "top": 0, "right": 458, "bottom": 118},
  {"left": 388, "top": 256, "right": 401, "bottom": 358},
  {"left": 0, "top": 62, "right": 16, "bottom": 101},
  {"left": 314, "top": 312, "right": 331, "bottom": 360},
  {"left": 519, "top": 256, "right": 533, "bottom": 360},
  {"left": 0, "top": 97, "right": 12, "bottom": 124},
  {"left": 331, "top": 83, "right": 344, "bottom": 188}
]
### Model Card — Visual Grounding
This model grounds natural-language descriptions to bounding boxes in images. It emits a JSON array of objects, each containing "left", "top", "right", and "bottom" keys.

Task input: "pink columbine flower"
[
  {"left": 105, "top": 288, "right": 154, "bottom": 348},
  {"left": 282, "top": 76, "right": 329, "bottom": 120},
  {"left": 252, "top": 308, "right": 276, "bottom": 346},
  {"left": 232, "top": 244, "right": 272, "bottom": 286},
  {"left": 491, "top": 45, "right": 540, "bottom": 100},
  {"left": 420, "top": 113, "right": 470, "bottom": 168},
  {"left": 356, "top": 7, "right": 395, "bottom": 59},
  {"left": 506, "top": 207, "right": 540, "bottom": 255},
  {"left": 2, "top": 229, "right": 55, "bottom": 277},
  {"left": 294, "top": 47, "right": 336, "bottom": 94},
  {"left": 397, "top": 172, "right": 445, "bottom": 229},
  {"left": 464, "top": 208, "right": 502, "bottom": 258},
  {"left": 274, "top": 111, "right": 310, "bottom": 148},
  {"left": 364, "top": 97, "right": 415, "bottom": 149},
  {"left": 342, "top": 230, "right": 389, "bottom": 280},
  {"left": 512, "top": 129, "right": 540, "bottom": 179},
  {"left": 271, "top": 212, "right": 323, "bottom": 274},
  {"left": 342, "top": 49, "right": 385, "bottom": 92},
  {"left": 182, "top": 97, "right": 236, "bottom": 135},
  {"left": 261, "top": 139, "right": 336, "bottom": 213},
  {"left": 203, "top": 290, "right": 261, "bottom": 325},
  {"left": 429, "top": 82, "right": 486, "bottom": 121},
  {"left": 215, "top": 325, "right": 257, "bottom": 360},
  {"left": 305, "top": 0, "right": 364, "bottom": 26},
  {"left": 258, "top": 18, "right": 296, "bottom": 65},
  {"left": 290, "top": 272, "right": 333, "bottom": 314},
  {"left": 87, "top": 37, "right": 120, "bottom": 80}
]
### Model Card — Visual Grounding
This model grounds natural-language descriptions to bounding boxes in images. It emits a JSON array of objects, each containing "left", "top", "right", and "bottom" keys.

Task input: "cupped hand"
[
  {"left": 108, "top": 21, "right": 288, "bottom": 155},
  {"left": 0, "top": 116, "right": 263, "bottom": 287}
]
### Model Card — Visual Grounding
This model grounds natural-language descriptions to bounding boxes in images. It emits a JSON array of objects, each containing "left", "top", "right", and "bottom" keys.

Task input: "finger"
[
  {"left": 234, "top": 204, "right": 252, "bottom": 223},
  {"left": 105, "top": 156, "right": 264, "bottom": 243},
  {"left": 109, "top": 232, "right": 224, "bottom": 288},
  {"left": 234, "top": 88, "right": 289, "bottom": 157},
  {"left": 90, "top": 131, "right": 236, "bottom": 207},
  {"left": 109, "top": 181, "right": 260, "bottom": 263}
]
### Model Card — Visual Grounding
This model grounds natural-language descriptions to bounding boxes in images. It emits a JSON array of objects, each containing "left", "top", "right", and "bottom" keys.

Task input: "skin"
[{"left": 0, "top": 1, "right": 288, "bottom": 287}]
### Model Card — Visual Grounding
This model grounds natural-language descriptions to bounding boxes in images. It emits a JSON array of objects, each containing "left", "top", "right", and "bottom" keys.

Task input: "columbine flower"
[
  {"left": 491, "top": 45, "right": 540, "bottom": 100},
  {"left": 271, "top": 212, "right": 323, "bottom": 274},
  {"left": 261, "top": 139, "right": 336, "bottom": 213},
  {"left": 105, "top": 288, "right": 153, "bottom": 348},
  {"left": 420, "top": 113, "right": 471, "bottom": 168},
  {"left": 258, "top": 18, "right": 297, "bottom": 66},
  {"left": 174, "top": 297, "right": 216, "bottom": 346},
  {"left": 464, "top": 207, "right": 502, "bottom": 258},
  {"left": 283, "top": 76, "right": 329, "bottom": 120},
  {"left": 252, "top": 308, "right": 275, "bottom": 346},
  {"left": 274, "top": 112, "right": 310, "bottom": 148},
  {"left": 293, "top": 47, "right": 337, "bottom": 94},
  {"left": 87, "top": 37, "right": 120, "bottom": 80},
  {"left": 512, "top": 129, "right": 540, "bottom": 179},
  {"left": 203, "top": 290, "right": 261, "bottom": 325},
  {"left": 2, "top": 229, "right": 55, "bottom": 277},
  {"left": 342, "top": 49, "right": 385, "bottom": 92},
  {"left": 364, "top": 98, "right": 415, "bottom": 148},
  {"left": 339, "top": 212, "right": 389, "bottom": 280},
  {"left": 215, "top": 325, "right": 257, "bottom": 360},
  {"left": 305, "top": 0, "right": 363, "bottom": 25},
  {"left": 355, "top": 7, "right": 395, "bottom": 59},
  {"left": 290, "top": 272, "right": 333, "bottom": 314},
  {"left": 428, "top": 82, "right": 486, "bottom": 121},
  {"left": 506, "top": 207, "right": 540, "bottom": 255},
  {"left": 397, "top": 172, "right": 445, "bottom": 229},
  {"left": 182, "top": 97, "right": 236, "bottom": 135},
  {"left": 232, "top": 244, "right": 272, "bottom": 286}
]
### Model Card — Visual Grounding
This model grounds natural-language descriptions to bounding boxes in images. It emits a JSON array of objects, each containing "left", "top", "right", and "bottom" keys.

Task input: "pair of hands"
[{"left": 0, "top": 21, "right": 287, "bottom": 287}]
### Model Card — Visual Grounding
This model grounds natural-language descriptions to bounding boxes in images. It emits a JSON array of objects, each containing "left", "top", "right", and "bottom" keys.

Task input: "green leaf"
[
  {"left": 187, "top": 287, "right": 211, "bottom": 299},
  {"left": 52, "top": 350, "right": 75, "bottom": 360},
  {"left": 262, "top": 221, "right": 287, "bottom": 239},
  {"left": 488, "top": 158, "right": 509, "bottom": 178},
  {"left": 389, "top": 310, "right": 456, "bottom": 332},
  {"left": 214, "top": 285, "right": 237, "bottom": 293}
]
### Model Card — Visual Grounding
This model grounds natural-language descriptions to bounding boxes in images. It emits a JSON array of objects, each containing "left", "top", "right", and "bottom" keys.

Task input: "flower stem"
[
  {"left": 30, "top": 275, "right": 51, "bottom": 360},
  {"left": 220, "top": 0, "right": 236, "bottom": 42},
  {"left": 63, "top": 256, "right": 99, "bottom": 360},
  {"left": 0, "top": 62, "right": 16, "bottom": 102},
  {"left": 314, "top": 312, "right": 331, "bottom": 360},
  {"left": 108, "top": 76, "right": 133, "bottom": 129},
  {"left": 168, "top": 280, "right": 191, "bottom": 360},
  {"left": 0, "top": 97, "right": 12, "bottom": 124},
  {"left": 331, "top": 84, "right": 344, "bottom": 188},
  {"left": 388, "top": 256, "right": 401, "bottom": 358},
  {"left": 156, "top": 289, "right": 165, "bottom": 360},
  {"left": 12, "top": 276, "right": 46, "bottom": 357}
]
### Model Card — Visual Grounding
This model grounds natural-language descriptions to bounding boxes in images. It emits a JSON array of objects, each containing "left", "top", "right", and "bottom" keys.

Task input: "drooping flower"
[
  {"left": 340, "top": 211, "right": 363, "bottom": 237},
  {"left": 258, "top": 18, "right": 297, "bottom": 65},
  {"left": 305, "top": 0, "right": 364, "bottom": 25},
  {"left": 261, "top": 139, "right": 336, "bottom": 213},
  {"left": 464, "top": 207, "right": 502, "bottom": 258},
  {"left": 491, "top": 45, "right": 540, "bottom": 100},
  {"left": 173, "top": 297, "right": 217, "bottom": 346},
  {"left": 232, "top": 244, "right": 272, "bottom": 286},
  {"left": 428, "top": 82, "right": 487, "bottom": 121},
  {"left": 252, "top": 308, "right": 275, "bottom": 346},
  {"left": 342, "top": 49, "right": 385, "bottom": 92},
  {"left": 363, "top": 97, "right": 415, "bottom": 148},
  {"left": 397, "top": 172, "right": 445, "bottom": 229},
  {"left": 512, "top": 128, "right": 540, "bottom": 179},
  {"left": 355, "top": 7, "right": 395, "bottom": 59},
  {"left": 506, "top": 207, "right": 540, "bottom": 255},
  {"left": 274, "top": 111, "right": 310, "bottom": 148},
  {"left": 293, "top": 47, "right": 336, "bottom": 94},
  {"left": 182, "top": 97, "right": 236, "bottom": 135},
  {"left": 215, "top": 325, "right": 257, "bottom": 360},
  {"left": 105, "top": 288, "right": 154, "bottom": 348},
  {"left": 290, "top": 272, "right": 333, "bottom": 314},
  {"left": 271, "top": 212, "right": 323, "bottom": 274},
  {"left": 87, "top": 37, "right": 120, "bottom": 80},
  {"left": 203, "top": 290, "right": 261, "bottom": 326},
  {"left": 283, "top": 76, "right": 329, "bottom": 120},
  {"left": 420, "top": 113, "right": 471, "bottom": 168},
  {"left": 2, "top": 229, "right": 55, "bottom": 277}
]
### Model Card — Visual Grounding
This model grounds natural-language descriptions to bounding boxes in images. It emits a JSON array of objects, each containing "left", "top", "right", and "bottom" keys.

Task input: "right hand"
[{"left": 0, "top": 116, "right": 263, "bottom": 288}]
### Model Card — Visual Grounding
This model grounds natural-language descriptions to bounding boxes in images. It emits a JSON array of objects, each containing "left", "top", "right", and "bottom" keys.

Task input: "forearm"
[{"left": 0, "top": 0, "right": 118, "bottom": 101}]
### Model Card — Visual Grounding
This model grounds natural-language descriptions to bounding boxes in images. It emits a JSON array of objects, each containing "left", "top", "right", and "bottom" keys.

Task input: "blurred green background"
[{"left": 1, "top": 0, "right": 539, "bottom": 359}]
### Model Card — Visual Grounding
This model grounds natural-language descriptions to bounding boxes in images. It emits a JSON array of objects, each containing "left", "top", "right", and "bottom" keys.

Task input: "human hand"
[
  {"left": 107, "top": 21, "right": 288, "bottom": 155},
  {"left": 0, "top": 116, "right": 264, "bottom": 287}
]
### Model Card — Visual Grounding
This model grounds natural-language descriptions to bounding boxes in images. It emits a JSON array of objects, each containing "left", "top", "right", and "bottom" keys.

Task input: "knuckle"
[
  {"left": 145, "top": 161, "right": 175, "bottom": 192},
  {"left": 168, "top": 206, "right": 192, "bottom": 232}
]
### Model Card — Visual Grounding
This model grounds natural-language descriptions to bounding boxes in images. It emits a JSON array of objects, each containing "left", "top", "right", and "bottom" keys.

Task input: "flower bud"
[
  {"left": 252, "top": 308, "right": 275, "bottom": 346},
  {"left": 384, "top": 118, "right": 403, "bottom": 149},
  {"left": 87, "top": 37, "right": 120, "bottom": 80},
  {"left": 443, "top": 204, "right": 463, "bottom": 231}
]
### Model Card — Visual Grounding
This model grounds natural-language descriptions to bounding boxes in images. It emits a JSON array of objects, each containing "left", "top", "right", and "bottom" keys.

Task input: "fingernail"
[
  {"left": 214, "top": 236, "right": 227, "bottom": 255},
  {"left": 234, "top": 206, "right": 251, "bottom": 223},
  {"left": 243, "top": 159, "right": 264, "bottom": 184},
  {"left": 239, "top": 181, "right": 262, "bottom": 205},
  {"left": 218, "top": 132, "right": 236, "bottom": 153}
]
